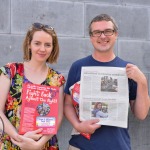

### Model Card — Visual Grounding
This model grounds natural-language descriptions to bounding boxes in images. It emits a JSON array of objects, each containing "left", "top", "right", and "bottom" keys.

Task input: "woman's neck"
[
  {"left": 23, "top": 61, "right": 49, "bottom": 84},
  {"left": 24, "top": 60, "right": 48, "bottom": 72}
]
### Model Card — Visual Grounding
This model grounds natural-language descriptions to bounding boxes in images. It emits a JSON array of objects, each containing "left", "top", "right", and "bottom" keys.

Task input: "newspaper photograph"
[{"left": 79, "top": 66, "right": 129, "bottom": 128}]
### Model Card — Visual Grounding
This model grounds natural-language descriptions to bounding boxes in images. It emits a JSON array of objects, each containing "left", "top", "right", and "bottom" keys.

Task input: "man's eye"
[
  {"left": 105, "top": 30, "right": 111, "bottom": 33},
  {"left": 93, "top": 31, "right": 101, "bottom": 35},
  {"left": 95, "top": 31, "right": 101, "bottom": 34}
]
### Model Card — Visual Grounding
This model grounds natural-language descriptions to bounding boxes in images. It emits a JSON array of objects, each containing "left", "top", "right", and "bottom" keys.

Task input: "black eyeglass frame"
[{"left": 90, "top": 29, "right": 115, "bottom": 37}]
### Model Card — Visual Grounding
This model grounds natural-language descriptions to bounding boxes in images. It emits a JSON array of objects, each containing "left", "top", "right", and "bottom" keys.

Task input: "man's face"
[{"left": 90, "top": 21, "right": 118, "bottom": 53}]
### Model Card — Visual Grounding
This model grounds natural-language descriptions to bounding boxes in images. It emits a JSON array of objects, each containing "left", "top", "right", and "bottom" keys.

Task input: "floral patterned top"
[{"left": 0, "top": 63, "right": 65, "bottom": 150}]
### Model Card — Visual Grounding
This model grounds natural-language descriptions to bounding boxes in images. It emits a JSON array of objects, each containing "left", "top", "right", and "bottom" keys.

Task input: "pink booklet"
[
  {"left": 69, "top": 82, "right": 91, "bottom": 140},
  {"left": 19, "top": 83, "right": 59, "bottom": 135}
]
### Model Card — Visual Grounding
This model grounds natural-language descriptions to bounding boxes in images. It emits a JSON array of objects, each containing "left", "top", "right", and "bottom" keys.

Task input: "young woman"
[{"left": 0, "top": 23, "right": 65, "bottom": 150}]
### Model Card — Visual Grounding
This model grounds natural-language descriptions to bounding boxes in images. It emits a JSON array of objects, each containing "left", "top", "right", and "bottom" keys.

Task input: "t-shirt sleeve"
[
  {"left": 47, "top": 68, "right": 66, "bottom": 87},
  {"left": 57, "top": 74, "right": 65, "bottom": 87},
  {"left": 64, "top": 63, "right": 79, "bottom": 95},
  {"left": 0, "top": 63, "right": 17, "bottom": 79},
  {"left": 128, "top": 79, "right": 137, "bottom": 101}
]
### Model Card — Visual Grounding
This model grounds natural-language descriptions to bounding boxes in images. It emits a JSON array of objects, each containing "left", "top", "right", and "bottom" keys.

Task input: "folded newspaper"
[{"left": 79, "top": 66, "right": 129, "bottom": 128}]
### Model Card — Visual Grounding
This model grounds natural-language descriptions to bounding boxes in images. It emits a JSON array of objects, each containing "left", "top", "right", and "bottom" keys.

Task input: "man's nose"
[{"left": 100, "top": 32, "right": 106, "bottom": 37}]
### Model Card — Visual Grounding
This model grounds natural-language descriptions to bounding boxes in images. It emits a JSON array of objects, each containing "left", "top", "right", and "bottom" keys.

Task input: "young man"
[{"left": 64, "top": 14, "right": 149, "bottom": 150}]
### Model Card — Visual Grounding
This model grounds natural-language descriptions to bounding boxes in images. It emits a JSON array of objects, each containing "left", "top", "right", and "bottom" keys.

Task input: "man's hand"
[
  {"left": 75, "top": 119, "right": 101, "bottom": 134},
  {"left": 126, "top": 63, "right": 146, "bottom": 83}
]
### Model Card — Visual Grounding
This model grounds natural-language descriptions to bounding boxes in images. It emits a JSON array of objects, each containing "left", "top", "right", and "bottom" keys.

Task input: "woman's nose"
[{"left": 40, "top": 45, "right": 46, "bottom": 51}]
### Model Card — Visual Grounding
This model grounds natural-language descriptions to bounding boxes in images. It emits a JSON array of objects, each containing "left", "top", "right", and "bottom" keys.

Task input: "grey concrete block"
[
  {"left": 144, "top": 73, "right": 149, "bottom": 94},
  {"left": 57, "top": 117, "right": 72, "bottom": 150},
  {"left": 0, "top": 35, "right": 24, "bottom": 67},
  {"left": 118, "top": 40, "right": 150, "bottom": 73},
  {"left": 57, "top": 0, "right": 119, "bottom": 4},
  {"left": 85, "top": 4, "right": 149, "bottom": 40},
  {"left": 50, "top": 37, "right": 93, "bottom": 73},
  {"left": 11, "top": 0, "right": 84, "bottom": 36},
  {"left": 0, "top": 0, "right": 10, "bottom": 33},
  {"left": 129, "top": 110, "right": 150, "bottom": 150},
  {"left": 122, "top": 0, "right": 150, "bottom": 6}
]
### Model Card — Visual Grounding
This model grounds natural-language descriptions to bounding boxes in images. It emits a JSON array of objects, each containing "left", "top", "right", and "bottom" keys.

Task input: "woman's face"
[
  {"left": 97, "top": 103, "right": 102, "bottom": 109},
  {"left": 29, "top": 30, "right": 53, "bottom": 62}
]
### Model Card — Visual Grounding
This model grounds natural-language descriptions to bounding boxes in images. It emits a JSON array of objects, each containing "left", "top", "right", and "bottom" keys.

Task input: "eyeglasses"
[
  {"left": 90, "top": 29, "right": 115, "bottom": 37},
  {"left": 32, "top": 23, "right": 54, "bottom": 31}
]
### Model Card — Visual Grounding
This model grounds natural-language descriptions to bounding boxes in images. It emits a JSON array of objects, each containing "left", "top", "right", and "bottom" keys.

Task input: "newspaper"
[{"left": 79, "top": 66, "right": 129, "bottom": 128}]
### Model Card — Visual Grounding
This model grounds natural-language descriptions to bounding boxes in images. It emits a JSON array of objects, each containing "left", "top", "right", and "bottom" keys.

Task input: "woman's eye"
[
  {"left": 35, "top": 42, "right": 40, "bottom": 45},
  {"left": 45, "top": 44, "right": 51, "bottom": 47}
]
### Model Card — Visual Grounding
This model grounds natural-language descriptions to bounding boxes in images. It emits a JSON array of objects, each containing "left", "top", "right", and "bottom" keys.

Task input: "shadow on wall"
[{"left": 57, "top": 117, "right": 72, "bottom": 150}]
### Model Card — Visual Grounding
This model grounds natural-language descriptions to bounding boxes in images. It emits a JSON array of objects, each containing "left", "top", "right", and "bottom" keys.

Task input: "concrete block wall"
[{"left": 0, "top": 0, "right": 150, "bottom": 149}]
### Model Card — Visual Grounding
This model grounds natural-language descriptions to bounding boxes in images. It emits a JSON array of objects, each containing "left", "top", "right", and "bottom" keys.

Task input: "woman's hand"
[
  {"left": 23, "top": 128, "right": 43, "bottom": 141},
  {"left": 11, "top": 135, "right": 43, "bottom": 150}
]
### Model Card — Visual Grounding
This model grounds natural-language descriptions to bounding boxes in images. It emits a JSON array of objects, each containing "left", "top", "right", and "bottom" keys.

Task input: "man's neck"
[{"left": 92, "top": 52, "right": 116, "bottom": 62}]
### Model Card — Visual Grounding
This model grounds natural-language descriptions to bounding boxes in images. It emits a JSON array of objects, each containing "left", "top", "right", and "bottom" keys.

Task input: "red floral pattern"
[{"left": 0, "top": 63, "right": 65, "bottom": 150}]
